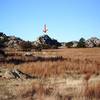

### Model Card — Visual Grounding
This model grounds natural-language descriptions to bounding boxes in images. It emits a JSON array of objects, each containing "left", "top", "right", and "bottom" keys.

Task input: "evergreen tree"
[{"left": 77, "top": 38, "right": 86, "bottom": 48}]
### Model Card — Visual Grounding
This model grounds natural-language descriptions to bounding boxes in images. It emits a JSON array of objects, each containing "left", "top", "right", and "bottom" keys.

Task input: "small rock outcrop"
[
  {"left": 34, "top": 35, "right": 61, "bottom": 49},
  {"left": 85, "top": 37, "right": 100, "bottom": 48},
  {"left": 2, "top": 68, "right": 34, "bottom": 79},
  {"left": 5, "top": 36, "right": 24, "bottom": 50},
  {"left": 0, "top": 32, "right": 32, "bottom": 50}
]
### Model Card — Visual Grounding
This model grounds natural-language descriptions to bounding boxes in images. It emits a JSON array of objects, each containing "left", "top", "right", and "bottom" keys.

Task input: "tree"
[
  {"left": 77, "top": 38, "right": 86, "bottom": 48},
  {"left": 65, "top": 42, "right": 73, "bottom": 48},
  {"left": 0, "top": 32, "right": 8, "bottom": 48},
  {"left": 34, "top": 44, "right": 42, "bottom": 51},
  {"left": 0, "top": 49, "right": 6, "bottom": 57},
  {"left": 0, "top": 41, "right": 5, "bottom": 48}
]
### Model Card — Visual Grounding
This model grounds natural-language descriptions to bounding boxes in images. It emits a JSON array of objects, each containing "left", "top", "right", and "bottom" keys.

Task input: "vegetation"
[
  {"left": 1, "top": 33, "right": 100, "bottom": 99},
  {"left": 65, "top": 41, "right": 73, "bottom": 48},
  {"left": 0, "top": 33, "right": 8, "bottom": 48},
  {"left": 20, "top": 41, "right": 33, "bottom": 51},
  {"left": 1, "top": 48, "right": 100, "bottom": 100},
  {"left": 0, "top": 49, "right": 5, "bottom": 56},
  {"left": 0, "top": 42, "right": 5, "bottom": 48},
  {"left": 2, "top": 48, "right": 100, "bottom": 77},
  {"left": 41, "top": 44, "right": 59, "bottom": 49},
  {"left": 77, "top": 37, "right": 86, "bottom": 48}
]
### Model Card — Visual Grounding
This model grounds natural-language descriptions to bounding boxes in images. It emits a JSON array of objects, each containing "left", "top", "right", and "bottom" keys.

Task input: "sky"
[{"left": 0, "top": 0, "right": 100, "bottom": 42}]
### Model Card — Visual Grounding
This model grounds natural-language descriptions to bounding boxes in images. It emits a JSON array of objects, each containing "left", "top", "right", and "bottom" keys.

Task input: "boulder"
[
  {"left": 23, "top": 52, "right": 33, "bottom": 56},
  {"left": 3, "top": 70, "right": 15, "bottom": 79},
  {"left": 2, "top": 68, "right": 34, "bottom": 79}
]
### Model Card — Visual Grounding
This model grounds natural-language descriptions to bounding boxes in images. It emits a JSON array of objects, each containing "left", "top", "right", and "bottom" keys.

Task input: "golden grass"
[
  {"left": 1, "top": 48, "right": 100, "bottom": 99},
  {"left": 1, "top": 48, "right": 100, "bottom": 77},
  {"left": 84, "top": 81, "right": 100, "bottom": 99},
  {"left": 15, "top": 48, "right": 100, "bottom": 78}
]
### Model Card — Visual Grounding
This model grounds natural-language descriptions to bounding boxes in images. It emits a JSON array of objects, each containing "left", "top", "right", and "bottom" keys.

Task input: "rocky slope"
[
  {"left": 0, "top": 32, "right": 61, "bottom": 50},
  {"left": 6, "top": 36, "right": 24, "bottom": 49},
  {"left": 34, "top": 34, "right": 61, "bottom": 48},
  {"left": 0, "top": 32, "right": 24, "bottom": 50},
  {"left": 0, "top": 32, "right": 100, "bottom": 49},
  {"left": 85, "top": 37, "right": 100, "bottom": 48}
]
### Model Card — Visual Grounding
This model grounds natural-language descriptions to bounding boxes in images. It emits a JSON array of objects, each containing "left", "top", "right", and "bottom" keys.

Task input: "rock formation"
[
  {"left": 85, "top": 37, "right": 100, "bottom": 48},
  {"left": 34, "top": 34, "right": 61, "bottom": 49},
  {"left": 1, "top": 32, "right": 100, "bottom": 49},
  {"left": 64, "top": 37, "right": 100, "bottom": 48},
  {"left": 1, "top": 68, "right": 34, "bottom": 79}
]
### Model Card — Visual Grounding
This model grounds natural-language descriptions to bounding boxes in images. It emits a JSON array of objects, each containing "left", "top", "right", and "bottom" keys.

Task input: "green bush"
[
  {"left": 20, "top": 41, "right": 32, "bottom": 51},
  {"left": 65, "top": 42, "right": 73, "bottom": 48}
]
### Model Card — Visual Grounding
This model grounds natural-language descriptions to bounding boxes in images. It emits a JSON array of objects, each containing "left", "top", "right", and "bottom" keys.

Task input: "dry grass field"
[
  {"left": 18, "top": 48, "right": 100, "bottom": 77},
  {"left": 0, "top": 48, "right": 100, "bottom": 100}
]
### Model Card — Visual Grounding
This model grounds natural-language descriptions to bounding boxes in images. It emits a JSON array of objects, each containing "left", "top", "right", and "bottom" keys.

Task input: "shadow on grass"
[{"left": 1, "top": 56, "right": 64, "bottom": 65}]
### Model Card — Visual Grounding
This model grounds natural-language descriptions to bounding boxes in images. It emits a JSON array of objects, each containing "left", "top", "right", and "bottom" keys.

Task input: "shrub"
[
  {"left": 0, "top": 32, "right": 8, "bottom": 48},
  {"left": 51, "top": 45, "right": 59, "bottom": 49},
  {"left": 35, "top": 45, "right": 42, "bottom": 51},
  {"left": 20, "top": 41, "right": 32, "bottom": 51},
  {"left": 65, "top": 42, "right": 73, "bottom": 48},
  {"left": 41, "top": 44, "right": 51, "bottom": 49},
  {"left": 0, "top": 42, "right": 5, "bottom": 48},
  {"left": 0, "top": 49, "right": 5, "bottom": 56}
]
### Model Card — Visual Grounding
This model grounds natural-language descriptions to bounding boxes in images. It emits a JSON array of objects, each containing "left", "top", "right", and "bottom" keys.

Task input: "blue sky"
[{"left": 0, "top": 0, "right": 100, "bottom": 42}]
